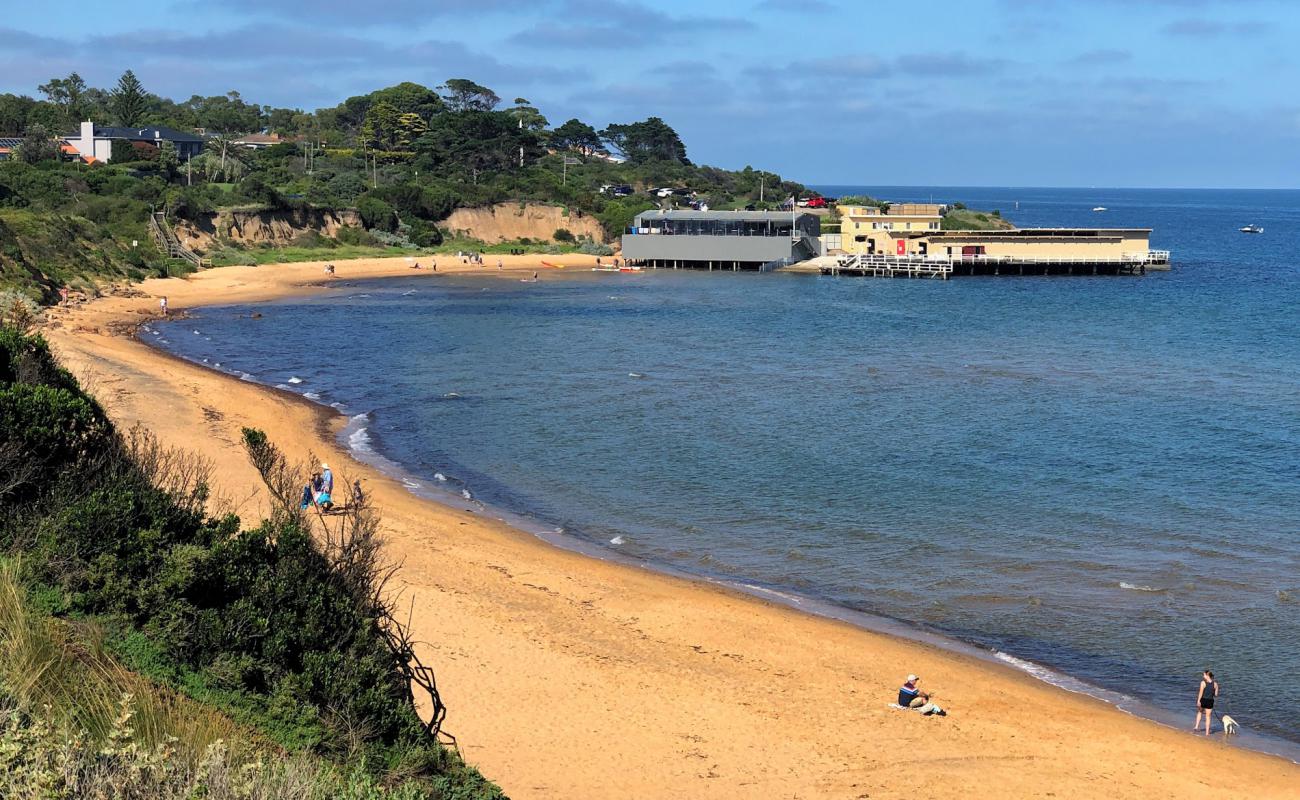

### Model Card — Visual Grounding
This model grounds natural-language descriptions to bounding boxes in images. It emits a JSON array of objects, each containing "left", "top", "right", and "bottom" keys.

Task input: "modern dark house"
[{"left": 63, "top": 121, "right": 205, "bottom": 163}]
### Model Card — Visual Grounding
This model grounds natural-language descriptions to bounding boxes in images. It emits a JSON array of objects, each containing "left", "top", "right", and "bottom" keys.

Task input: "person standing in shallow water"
[{"left": 1195, "top": 670, "right": 1218, "bottom": 735}]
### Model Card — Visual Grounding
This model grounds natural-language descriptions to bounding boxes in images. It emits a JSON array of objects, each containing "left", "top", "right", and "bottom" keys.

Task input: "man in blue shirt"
[{"left": 898, "top": 674, "right": 944, "bottom": 715}]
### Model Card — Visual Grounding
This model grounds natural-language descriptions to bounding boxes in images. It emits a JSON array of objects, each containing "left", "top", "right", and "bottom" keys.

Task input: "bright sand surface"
[{"left": 41, "top": 256, "right": 1299, "bottom": 799}]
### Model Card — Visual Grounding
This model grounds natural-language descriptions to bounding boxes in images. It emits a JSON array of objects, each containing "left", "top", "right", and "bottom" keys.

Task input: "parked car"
[
  {"left": 795, "top": 198, "right": 810, "bottom": 208},
  {"left": 806, "top": 196, "right": 829, "bottom": 209},
  {"left": 656, "top": 187, "right": 675, "bottom": 198}
]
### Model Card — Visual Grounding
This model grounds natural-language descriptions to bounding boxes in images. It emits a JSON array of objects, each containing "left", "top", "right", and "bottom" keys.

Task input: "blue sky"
[{"left": 1, "top": 0, "right": 1293, "bottom": 188}]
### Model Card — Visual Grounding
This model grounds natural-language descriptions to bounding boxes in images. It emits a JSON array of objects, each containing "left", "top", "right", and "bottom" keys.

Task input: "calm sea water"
[{"left": 151, "top": 187, "right": 1300, "bottom": 754}]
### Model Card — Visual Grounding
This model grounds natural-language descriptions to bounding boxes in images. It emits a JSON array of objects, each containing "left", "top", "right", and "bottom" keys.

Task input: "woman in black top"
[{"left": 1195, "top": 670, "right": 1218, "bottom": 735}]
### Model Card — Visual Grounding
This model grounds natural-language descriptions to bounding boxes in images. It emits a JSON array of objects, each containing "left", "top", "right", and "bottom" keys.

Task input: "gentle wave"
[{"left": 1119, "top": 582, "right": 1165, "bottom": 593}]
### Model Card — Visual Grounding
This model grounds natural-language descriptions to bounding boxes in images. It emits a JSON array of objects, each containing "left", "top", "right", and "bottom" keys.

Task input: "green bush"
[
  {"left": 552, "top": 227, "right": 574, "bottom": 243},
  {"left": 357, "top": 194, "right": 397, "bottom": 232},
  {"left": 0, "top": 329, "right": 503, "bottom": 798},
  {"left": 334, "top": 225, "right": 376, "bottom": 246}
]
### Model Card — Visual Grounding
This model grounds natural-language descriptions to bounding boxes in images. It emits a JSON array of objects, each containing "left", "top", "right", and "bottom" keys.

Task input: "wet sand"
[{"left": 41, "top": 255, "right": 1299, "bottom": 799}]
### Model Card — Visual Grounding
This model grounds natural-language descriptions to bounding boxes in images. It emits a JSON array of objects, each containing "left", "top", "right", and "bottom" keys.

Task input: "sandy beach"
[{"left": 40, "top": 255, "right": 1299, "bottom": 799}]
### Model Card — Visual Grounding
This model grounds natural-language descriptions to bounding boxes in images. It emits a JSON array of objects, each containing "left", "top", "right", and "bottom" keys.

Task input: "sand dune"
[{"left": 42, "top": 255, "right": 1298, "bottom": 799}]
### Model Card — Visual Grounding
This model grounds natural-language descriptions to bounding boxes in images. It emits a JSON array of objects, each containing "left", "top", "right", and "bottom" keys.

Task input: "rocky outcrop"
[
  {"left": 440, "top": 203, "right": 606, "bottom": 244},
  {"left": 174, "top": 208, "right": 364, "bottom": 252}
]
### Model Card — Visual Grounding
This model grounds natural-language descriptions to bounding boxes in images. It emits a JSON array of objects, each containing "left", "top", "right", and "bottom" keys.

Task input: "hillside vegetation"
[
  {"left": 941, "top": 206, "right": 1015, "bottom": 231},
  {"left": 1, "top": 73, "right": 810, "bottom": 300},
  {"left": 0, "top": 320, "right": 502, "bottom": 798}
]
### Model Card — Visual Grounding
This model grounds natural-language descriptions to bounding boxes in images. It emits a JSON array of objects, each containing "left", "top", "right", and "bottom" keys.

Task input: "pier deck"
[{"left": 793, "top": 251, "right": 1171, "bottom": 279}]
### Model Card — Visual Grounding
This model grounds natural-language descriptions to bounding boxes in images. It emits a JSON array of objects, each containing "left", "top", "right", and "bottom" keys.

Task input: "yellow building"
[
  {"left": 835, "top": 203, "right": 1167, "bottom": 272},
  {"left": 840, "top": 204, "right": 942, "bottom": 255}
]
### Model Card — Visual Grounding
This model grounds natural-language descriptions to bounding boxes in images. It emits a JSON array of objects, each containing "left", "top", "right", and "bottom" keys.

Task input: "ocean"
[{"left": 149, "top": 187, "right": 1300, "bottom": 757}]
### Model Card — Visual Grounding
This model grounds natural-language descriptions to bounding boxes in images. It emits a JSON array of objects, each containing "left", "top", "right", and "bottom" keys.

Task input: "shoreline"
[{"left": 42, "top": 256, "right": 1300, "bottom": 799}]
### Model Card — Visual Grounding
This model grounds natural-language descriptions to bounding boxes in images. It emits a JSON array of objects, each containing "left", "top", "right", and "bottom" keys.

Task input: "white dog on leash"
[{"left": 1221, "top": 714, "right": 1239, "bottom": 735}]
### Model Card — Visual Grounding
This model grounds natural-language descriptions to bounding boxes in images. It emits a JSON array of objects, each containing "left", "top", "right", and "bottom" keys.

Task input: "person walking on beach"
[
  {"left": 1195, "top": 670, "right": 1219, "bottom": 735},
  {"left": 497, "top": 257, "right": 503, "bottom": 270},
  {"left": 159, "top": 296, "right": 168, "bottom": 317}
]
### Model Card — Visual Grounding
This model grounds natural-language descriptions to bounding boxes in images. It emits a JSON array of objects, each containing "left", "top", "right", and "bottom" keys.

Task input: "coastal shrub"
[
  {"left": 0, "top": 292, "right": 43, "bottom": 334},
  {"left": 0, "top": 384, "right": 113, "bottom": 508},
  {"left": 290, "top": 230, "right": 334, "bottom": 249},
  {"left": 0, "top": 327, "right": 503, "bottom": 798},
  {"left": 335, "top": 225, "right": 377, "bottom": 246},
  {"left": 357, "top": 194, "right": 398, "bottom": 232},
  {"left": 370, "top": 229, "right": 417, "bottom": 248},
  {"left": 577, "top": 240, "right": 614, "bottom": 256},
  {"left": 552, "top": 227, "right": 574, "bottom": 242}
]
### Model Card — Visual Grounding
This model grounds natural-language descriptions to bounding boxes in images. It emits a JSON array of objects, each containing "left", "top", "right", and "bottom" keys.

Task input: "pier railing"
[
  {"left": 826, "top": 249, "right": 1171, "bottom": 279},
  {"left": 149, "top": 211, "right": 209, "bottom": 268}
]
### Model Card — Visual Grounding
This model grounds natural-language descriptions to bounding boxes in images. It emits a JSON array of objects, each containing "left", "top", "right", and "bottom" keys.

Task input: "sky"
[{"left": 0, "top": 0, "right": 1294, "bottom": 188}]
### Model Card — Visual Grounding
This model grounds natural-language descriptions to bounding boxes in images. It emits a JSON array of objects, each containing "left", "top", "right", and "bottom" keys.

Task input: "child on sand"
[{"left": 159, "top": 296, "right": 168, "bottom": 316}]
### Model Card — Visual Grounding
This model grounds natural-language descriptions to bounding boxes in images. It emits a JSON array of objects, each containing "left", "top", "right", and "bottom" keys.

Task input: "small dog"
[{"left": 1221, "top": 714, "right": 1239, "bottom": 735}]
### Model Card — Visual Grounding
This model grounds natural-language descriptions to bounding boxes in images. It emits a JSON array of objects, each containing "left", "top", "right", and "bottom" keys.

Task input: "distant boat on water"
[
  {"left": 1239, "top": 224, "right": 1264, "bottom": 234},
  {"left": 1092, "top": 206, "right": 1107, "bottom": 212}
]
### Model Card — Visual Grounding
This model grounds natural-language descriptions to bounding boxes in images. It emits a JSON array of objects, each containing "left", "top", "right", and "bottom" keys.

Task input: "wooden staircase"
[{"left": 149, "top": 211, "right": 209, "bottom": 268}]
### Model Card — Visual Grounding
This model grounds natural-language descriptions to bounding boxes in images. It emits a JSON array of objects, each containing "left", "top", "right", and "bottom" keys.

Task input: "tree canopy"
[
  {"left": 552, "top": 119, "right": 606, "bottom": 157},
  {"left": 601, "top": 117, "right": 689, "bottom": 165},
  {"left": 110, "top": 70, "right": 148, "bottom": 127},
  {"left": 439, "top": 79, "right": 500, "bottom": 113}
]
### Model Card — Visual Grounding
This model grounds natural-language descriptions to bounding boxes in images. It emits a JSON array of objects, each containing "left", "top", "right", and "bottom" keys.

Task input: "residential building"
[
  {"left": 233, "top": 132, "right": 285, "bottom": 149},
  {"left": 63, "top": 121, "right": 205, "bottom": 163}
]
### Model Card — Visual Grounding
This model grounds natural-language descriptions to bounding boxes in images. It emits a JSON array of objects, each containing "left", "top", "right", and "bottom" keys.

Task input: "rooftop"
[
  {"left": 68, "top": 124, "right": 204, "bottom": 143},
  {"left": 923, "top": 228, "right": 1152, "bottom": 238},
  {"left": 634, "top": 209, "right": 817, "bottom": 222}
]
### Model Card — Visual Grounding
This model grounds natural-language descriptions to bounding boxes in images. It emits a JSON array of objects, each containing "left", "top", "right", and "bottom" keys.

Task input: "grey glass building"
[{"left": 621, "top": 210, "right": 821, "bottom": 269}]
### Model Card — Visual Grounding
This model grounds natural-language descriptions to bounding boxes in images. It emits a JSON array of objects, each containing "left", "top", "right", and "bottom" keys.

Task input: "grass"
[
  {"left": 206, "top": 236, "right": 611, "bottom": 267},
  {"left": 0, "top": 559, "right": 483, "bottom": 799},
  {"left": 0, "top": 558, "right": 248, "bottom": 762},
  {"left": 207, "top": 244, "right": 425, "bottom": 267}
]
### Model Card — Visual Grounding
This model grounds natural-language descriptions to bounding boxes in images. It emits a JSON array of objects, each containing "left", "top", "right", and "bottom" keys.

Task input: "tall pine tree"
[{"left": 110, "top": 70, "right": 148, "bottom": 127}]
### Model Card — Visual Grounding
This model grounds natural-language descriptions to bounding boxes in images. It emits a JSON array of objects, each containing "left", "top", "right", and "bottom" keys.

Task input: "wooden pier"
[{"left": 796, "top": 251, "right": 1171, "bottom": 279}]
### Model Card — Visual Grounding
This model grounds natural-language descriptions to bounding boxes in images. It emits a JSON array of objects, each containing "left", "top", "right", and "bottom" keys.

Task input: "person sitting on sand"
[
  {"left": 318, "top": 463, "right": 334, "bottom": 511},
  {"left": 302, "top": 471, "right": 322, "bottom": 510},
  {"left": 898, "top": 675, "right": 945, "bottom": 716}
]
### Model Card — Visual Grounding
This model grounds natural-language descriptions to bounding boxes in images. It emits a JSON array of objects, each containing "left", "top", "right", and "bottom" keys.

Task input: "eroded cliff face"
[
  {"left": 174, "top": 208, "right": 364, "bottom": 252},
  {"left": 440, "top": 203, "right": 606, "bottom": 244}
]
